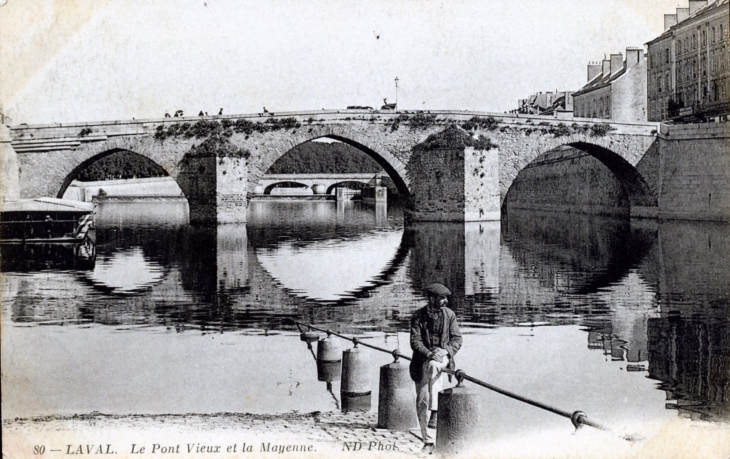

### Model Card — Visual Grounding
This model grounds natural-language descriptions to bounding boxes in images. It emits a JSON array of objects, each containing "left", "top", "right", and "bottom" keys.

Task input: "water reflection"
[
  {"left": 0, "top": 239, "right": 96, "bottom": 272},
  {"left": 256, "top": 230, "right": 403, "bottom": 302},
  {"left": 645, "top": 221, "right": 730, "bottom": 422},
  {"left": 1, "top": 201, "right": 728, "bottom": 420},
  {"left": 87, "top": 247, "right": 165, "bottom": 293}
]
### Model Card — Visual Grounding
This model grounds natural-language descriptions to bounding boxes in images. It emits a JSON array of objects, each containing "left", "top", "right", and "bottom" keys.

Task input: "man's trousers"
[{"left": 414, "top": 356, "right": 449, "bottom": 443}]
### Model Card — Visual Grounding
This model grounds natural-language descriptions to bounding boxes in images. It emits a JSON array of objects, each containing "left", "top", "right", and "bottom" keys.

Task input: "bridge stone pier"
[{"left": 4, "top": 110, "right": 659, "bottom": 223}]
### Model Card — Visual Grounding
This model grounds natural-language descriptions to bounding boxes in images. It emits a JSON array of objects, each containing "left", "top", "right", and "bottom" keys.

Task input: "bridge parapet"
[{"left": 9, "top": 110, "right": 658, "bottom": 153}]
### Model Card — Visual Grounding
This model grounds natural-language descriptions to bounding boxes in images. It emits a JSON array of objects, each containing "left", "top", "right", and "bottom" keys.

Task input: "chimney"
[
  {"left": 602, "top": 58, "right": 611, "bottom": 77},
  {"left": 587, "top": 62, "right": 602, "bottom": 81},
  {"left": 664, "top": 14, "right": 678, "bottom": 30},
  {"left": 689, "top": 0, "right": 708, "bottom": 15},
  {"left": 676, "top": 7, "right": 690, "bottom": 22},
  {"left": 610, "top": 53, "right": 624, "bottom": 75},
  {"left": 625, "top": 48, "right": 642, "bottom": 67}
]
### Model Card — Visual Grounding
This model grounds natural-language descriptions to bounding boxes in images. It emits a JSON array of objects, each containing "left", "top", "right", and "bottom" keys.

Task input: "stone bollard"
[
  {"left": 434, "top": 383, "right": 482, "bottom": 456},
  {"left": 377, "top": 359, "right": 418, "bottom": 430},
  {"left": 316, "top": 337, "right": 342, "bottom": 382},
  {"left": 341, "top": 346, "right": 371, "bottom": 412}
]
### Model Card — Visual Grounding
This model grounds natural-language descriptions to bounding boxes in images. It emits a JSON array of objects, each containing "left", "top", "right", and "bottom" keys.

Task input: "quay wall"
[{"left": 655, "top": 123, "right": 730, "bottom": 222}]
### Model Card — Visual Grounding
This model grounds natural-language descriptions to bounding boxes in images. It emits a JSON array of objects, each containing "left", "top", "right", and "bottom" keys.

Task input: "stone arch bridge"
[
  {"left": 6, "top": 110, "right": 659, "bottom": 223},
  {"left": 257, "top": 173, "right": 390, "bottom": 195}
]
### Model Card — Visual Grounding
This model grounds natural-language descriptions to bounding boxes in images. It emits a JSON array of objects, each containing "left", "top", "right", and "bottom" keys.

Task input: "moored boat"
[{"left": 0, "top": 198, "right": 95, "bottom": 244}]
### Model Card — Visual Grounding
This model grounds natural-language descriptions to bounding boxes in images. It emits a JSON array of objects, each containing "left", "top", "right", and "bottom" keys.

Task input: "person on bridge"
[{"left": 409, "top": 283, "right": 462, "bottom": 445}]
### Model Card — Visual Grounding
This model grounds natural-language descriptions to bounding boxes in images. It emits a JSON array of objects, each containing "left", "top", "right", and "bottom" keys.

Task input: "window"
[
  {"left": 665, "top": 48, "right": 670, "bottom": 63},
  {"left": 721, "top": 25, "right": 724, "bottom": 41},
  {"left": 712, "top": 27, "right": 716, "bottom": 43},
  {"left": 678, "top": 41, "right": 683, "bottom": 54},
  {"left": 657, "top": 76, "right": 662, "bottom": 93},
  {"left": 701, "top": 30, "right": 706, "bottom": 47},
  {"left": 665, "top": 72, "right": 671, "bottom": 91}
]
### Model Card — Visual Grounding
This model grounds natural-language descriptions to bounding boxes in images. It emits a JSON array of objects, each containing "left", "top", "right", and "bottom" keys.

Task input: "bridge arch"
[
  {"left": 56, "top": 147, "right": 179, "bottom": 199},
  {"left": 249, "top": 129, "right": 411, "bottom": 200},
  {"left": 503, "top": 135, "right": 657, "bottom": 211},
  {"left": 562, "top": 141, "right": 655, "bottom": 207},
  {"left": 263, "top": 181, "right": 310, "bottom": 195},
  {"left": 325, "top": 181, "right": 370, "bottom": 195}
]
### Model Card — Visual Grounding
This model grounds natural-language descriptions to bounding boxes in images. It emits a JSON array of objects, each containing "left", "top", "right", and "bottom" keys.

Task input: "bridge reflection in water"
[{"left": 1, "top": 200, "right": 728, "bottom": 421}]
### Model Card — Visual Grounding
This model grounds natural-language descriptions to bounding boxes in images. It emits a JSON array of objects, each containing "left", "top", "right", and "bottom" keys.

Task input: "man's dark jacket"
[{"left": 409, "top": 306, "right": 463, "bottom": 382}]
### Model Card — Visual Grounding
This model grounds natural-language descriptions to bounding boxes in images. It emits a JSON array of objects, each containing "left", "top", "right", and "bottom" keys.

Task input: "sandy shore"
[
  {"left": 4, "top": 410, "right": 730, "bottom": 459},
  {"left": 2, "top": 411, "right": 425, "bottom": 459}
]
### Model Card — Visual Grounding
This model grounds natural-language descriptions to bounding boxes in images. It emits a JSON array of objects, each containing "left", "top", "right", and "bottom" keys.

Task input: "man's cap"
[{"left": 424, "top": 283, "right": 451, "bottom": 296}]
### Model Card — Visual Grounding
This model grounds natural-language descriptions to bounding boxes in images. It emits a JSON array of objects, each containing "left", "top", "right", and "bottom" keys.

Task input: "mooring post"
[
  {"left": 340, "top": 343, "right": 371, "bottom": 412},
  {"left": 316, "top": 336, "right": 342, "bottom": 382},
  {"left": 377, "top": 352, "right": 418, "bottom": 430},
  {"left": 434, "top": 372, "right": 482, "bottom": 456}
]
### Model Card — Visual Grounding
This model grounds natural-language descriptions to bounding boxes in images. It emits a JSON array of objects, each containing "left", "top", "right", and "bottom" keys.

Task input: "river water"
[{"left": 2, "top": 200, "right": 728, "bottom": 440}]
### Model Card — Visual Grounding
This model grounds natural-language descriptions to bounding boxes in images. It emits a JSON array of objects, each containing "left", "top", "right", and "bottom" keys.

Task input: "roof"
[
  {"left": 646, "top": 0, "right": 729, "bottom": 45},
  {"left": 541, "top": 95, "right": 572, "bottom": 115},
  {"left": 573, "top": 66, "right": 628, "bottom": 97},
  {"left": 1, "top": 197, "right": 95, "bottom": 213}
]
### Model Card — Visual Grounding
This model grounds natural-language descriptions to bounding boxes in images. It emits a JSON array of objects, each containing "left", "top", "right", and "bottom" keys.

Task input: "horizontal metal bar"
[{"left": 294, "top": 321, "right": 615, "bottom": 436}]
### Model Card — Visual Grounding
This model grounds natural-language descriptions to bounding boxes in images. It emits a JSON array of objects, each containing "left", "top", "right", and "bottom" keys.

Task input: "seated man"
[{"left": 409, "top": 283, "right": 462, "bottom": 445}]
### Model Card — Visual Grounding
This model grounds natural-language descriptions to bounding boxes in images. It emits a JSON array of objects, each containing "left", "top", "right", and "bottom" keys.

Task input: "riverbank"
[
  {"left": 4, "top": 411, "right": 729, "bottom": 459},
  {"left": 3, "top": 411, "right": 424, "bottom": 458}
]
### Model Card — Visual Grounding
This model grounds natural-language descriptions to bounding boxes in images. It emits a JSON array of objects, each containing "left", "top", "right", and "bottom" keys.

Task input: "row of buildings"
[
  {"left": 516, "top": 0, "right": 728, "bottom": 123},
  {"left": 646, "top": 0, "right": 728, "bottom": 121}
]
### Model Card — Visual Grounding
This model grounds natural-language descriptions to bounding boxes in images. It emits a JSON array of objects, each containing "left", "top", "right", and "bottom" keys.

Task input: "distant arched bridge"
[
  {"left": 257, "top": 173, "right": 390, "bottom": 195},
  {"left": 6, "top": 109, "right": 660, "bottom": 223}
]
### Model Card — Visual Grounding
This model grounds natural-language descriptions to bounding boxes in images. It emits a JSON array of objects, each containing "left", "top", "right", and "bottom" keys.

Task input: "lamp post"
[{"left": 395, "top": 77, "right": 399, "bottom": 110}]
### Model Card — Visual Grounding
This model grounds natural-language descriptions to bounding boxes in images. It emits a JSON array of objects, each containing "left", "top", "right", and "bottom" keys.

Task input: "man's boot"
[{"left": 427, "top": 410, "right": 437, "bottom": 429}]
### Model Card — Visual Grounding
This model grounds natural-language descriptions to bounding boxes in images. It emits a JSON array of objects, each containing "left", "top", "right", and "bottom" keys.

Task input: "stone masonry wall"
[
  {"left": 217, "top": 156, "right": 248, "bottom": 223},
  {"left": 407, "top": 148, "right": 465, "bottom": 221},
  {"left": 504, "top": 147, "right": 630, "bottom": 216},
  {"left": 657, "top": 122, "right": 730, "bottom": 221},
  {"left": 0, "top": 125, "right": 20, "bottom": 202},
  {"left": 464, "top": 146, "right": 500, "bottom": 220}
]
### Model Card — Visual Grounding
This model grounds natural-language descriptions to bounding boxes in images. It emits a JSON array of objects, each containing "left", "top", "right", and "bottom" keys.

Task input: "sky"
[{"left": 1, "top": 0, "right": 685, "bottom": 125}]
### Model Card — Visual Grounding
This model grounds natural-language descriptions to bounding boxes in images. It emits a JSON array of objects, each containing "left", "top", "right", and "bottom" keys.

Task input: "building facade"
[
  {"left": 647, "top": 0, "right": 729, "bottom": 122},
  {"left": 573, "top": 48, "right": 647, "bottom": 122}
]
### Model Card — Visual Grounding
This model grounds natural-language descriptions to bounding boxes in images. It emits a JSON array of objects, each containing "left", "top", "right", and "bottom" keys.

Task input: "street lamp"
[{"left": 395, "top": 77, "right": 399, "bottom": 110}]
